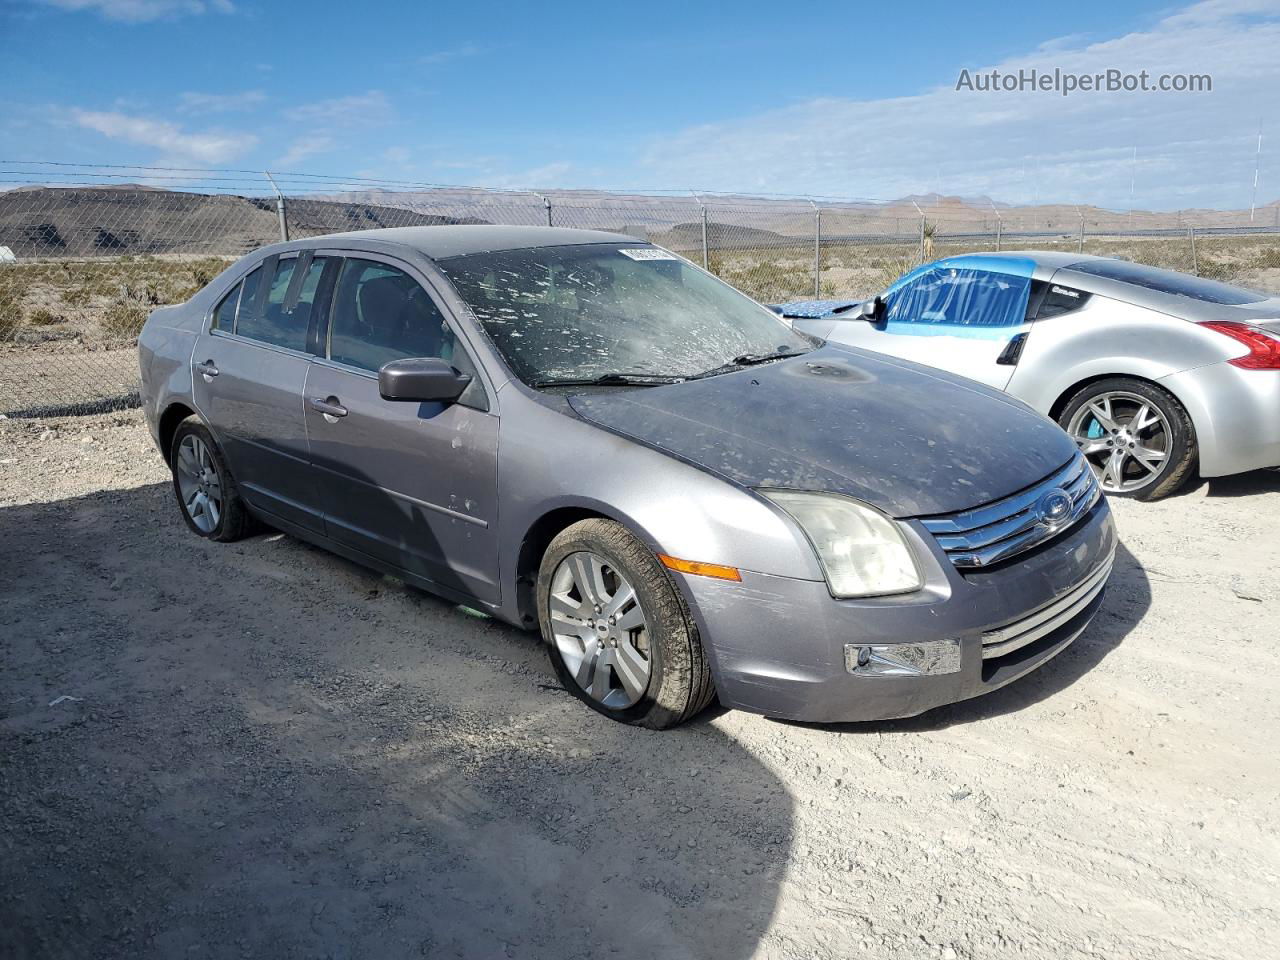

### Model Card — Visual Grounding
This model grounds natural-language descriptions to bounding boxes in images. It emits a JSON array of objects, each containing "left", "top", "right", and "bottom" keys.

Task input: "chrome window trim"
[{"left": 207, "top": 327, "right": 315, "bottom": 363}]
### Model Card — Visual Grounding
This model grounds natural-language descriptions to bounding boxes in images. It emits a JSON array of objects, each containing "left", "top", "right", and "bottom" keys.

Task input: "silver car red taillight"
[{"left": 1199, "top": 320, "right": 1280, "bottom": 369}]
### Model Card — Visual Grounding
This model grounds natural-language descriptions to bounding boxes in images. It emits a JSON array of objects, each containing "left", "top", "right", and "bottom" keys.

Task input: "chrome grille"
[
  {"left": 920, "top": 453, "right": 1102, "bottom": 569},
  {"left": 981, "top": 552, "right": 1113, "bottom": 659}
]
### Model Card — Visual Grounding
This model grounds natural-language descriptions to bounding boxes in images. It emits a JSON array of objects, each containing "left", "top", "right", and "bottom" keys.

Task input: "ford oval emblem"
[{"left": 1035, "top": 489, "right": 1073, "bottom": 527}]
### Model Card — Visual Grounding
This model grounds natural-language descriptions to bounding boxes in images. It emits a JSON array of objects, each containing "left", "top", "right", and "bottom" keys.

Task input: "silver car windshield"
[{"left": 436, "top": 243, "right": 812, "bottom": 384}]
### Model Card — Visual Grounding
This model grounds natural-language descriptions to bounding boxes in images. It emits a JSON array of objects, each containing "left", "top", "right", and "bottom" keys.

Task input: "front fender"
[{"left": 493, "top": 394, "right": 824, "bottom": 624}]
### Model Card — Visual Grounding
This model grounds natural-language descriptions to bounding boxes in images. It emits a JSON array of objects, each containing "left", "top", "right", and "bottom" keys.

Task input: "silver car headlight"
[{"left": 760, "top": 490, "right": 922, "bottom": 598}]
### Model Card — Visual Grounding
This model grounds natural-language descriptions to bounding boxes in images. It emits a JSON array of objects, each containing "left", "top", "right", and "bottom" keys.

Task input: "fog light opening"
[{"left": 845, "top": 639, "right": 962, "bottom": 677}]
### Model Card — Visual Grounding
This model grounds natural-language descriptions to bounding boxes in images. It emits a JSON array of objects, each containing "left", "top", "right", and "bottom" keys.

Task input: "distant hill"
[
  {"left": 0, "top": 187, "right": 486, "bottom": 258},
  {"left": 1, "top": 184, "right": 1276, "bottom": 260}
]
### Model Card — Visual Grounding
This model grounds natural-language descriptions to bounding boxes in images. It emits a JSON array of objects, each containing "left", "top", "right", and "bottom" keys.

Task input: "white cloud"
[
  {"left": 289, "top": 91, "right": 391, "bottom": 127},
  {"left": 277, "top": 135, "right": 335, "bottom": 169},
  {"left": 178, "top": 90, "right": 265, "bottom": 114},
  {"left": 480, "top": 161, "right": 573, "bottom": 189},
  {"left": 638, "top": 0, "right": 1280, "bottom": 210},
  {"left": 72, "top": 109, "right": 255, "bottom": 164},
  {"left": 419, "top": 43, "right": 481, "bottom": 65},
  {"left": 40, "top": 0, "right": 233, "bottom": 22}
]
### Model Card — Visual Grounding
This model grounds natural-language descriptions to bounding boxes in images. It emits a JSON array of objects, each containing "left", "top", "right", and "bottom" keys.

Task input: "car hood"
[{"left": 567, "top": 345, "right": 1076, "bottom": 518}]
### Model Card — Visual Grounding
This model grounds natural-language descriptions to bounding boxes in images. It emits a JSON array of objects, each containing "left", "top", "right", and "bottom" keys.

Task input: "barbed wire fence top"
[{"left": 2, "top": 161, "right": 1279, "bottom": 418}]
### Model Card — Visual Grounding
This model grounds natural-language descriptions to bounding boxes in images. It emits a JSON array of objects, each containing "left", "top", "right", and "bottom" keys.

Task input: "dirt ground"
[{"left": 1, "top": 410, "right": 1277, "bottom": 960}]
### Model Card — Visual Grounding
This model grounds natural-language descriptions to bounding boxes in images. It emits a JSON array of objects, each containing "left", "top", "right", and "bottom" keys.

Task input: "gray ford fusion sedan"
[{"left": 138, "top": 226, "right": 1115, "bottom": 729}]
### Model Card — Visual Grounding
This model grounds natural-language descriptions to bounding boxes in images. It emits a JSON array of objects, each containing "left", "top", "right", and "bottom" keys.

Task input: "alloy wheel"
[
  {"left": 174, "top": 434, "right": 223, "bottom": 533},
  {"left": 1067, "top": 391, "right": 1171, "bottom": 493},
  {"left": 548, "top": 551, "right": 651, "bottom": 709}
]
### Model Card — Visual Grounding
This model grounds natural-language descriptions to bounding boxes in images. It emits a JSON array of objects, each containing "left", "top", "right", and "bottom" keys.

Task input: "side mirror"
[
  {"left": 830, "top": 296, "right": 885, "bottom": 322},
  {"left": 378, "top": 357, "right": 472, "bottom": 403},
  {"left": 857, "top": 296, "right": 884, "bottom": 322}
]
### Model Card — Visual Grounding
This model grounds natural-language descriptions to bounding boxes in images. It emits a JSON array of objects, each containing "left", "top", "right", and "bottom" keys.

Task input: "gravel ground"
[{"left": 2, "top": 410, "right": 1277, "bottom": 960}]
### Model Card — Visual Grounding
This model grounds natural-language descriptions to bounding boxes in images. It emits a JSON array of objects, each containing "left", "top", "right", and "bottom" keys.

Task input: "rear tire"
[
  {"left": 1058, "top": 377, "right": 1196, "bottom": 501},
  {"left": 537, "top": 519, "right": 715, "bottom": 729},
  {"left": 169, "top": 418, "right": 252, "bottom": 542}
]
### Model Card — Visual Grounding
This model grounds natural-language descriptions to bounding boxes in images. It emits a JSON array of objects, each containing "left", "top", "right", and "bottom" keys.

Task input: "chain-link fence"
[{"left": 3, "top": 164, "right": 1280, "bottom": 417}]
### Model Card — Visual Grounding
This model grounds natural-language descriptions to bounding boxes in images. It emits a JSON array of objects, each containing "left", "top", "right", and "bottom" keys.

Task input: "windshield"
[{"left": 435, "top": 243, "right": 812, "bottom": 384}]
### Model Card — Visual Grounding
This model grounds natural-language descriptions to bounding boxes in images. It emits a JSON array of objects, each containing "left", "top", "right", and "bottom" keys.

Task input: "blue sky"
[{"left": 1, "top": 0, "right": 1278, "bottom": 209}]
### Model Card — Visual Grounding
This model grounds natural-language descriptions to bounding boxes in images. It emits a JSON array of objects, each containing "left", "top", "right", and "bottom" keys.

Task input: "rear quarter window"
[
  {"left": 211, "top": 279, "right": 242, "bottom": 332},
  {"left": 1067, "top": 259, "right": 1265, "bottom": 305}
]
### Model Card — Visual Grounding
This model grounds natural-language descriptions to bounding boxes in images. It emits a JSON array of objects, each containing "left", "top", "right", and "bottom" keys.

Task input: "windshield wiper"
[
  {"left": 688, "top": 347, "right": 808, "bottom": 381},
  {"left": 733, "top": 348, "right": 807, "bottom": 366},
  {"left": 531, "top": 372, "right": 685, "bottom": 388}
]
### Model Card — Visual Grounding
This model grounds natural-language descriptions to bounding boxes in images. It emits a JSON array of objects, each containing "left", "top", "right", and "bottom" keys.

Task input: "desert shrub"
[
  {"left": 0, "top": 282, "right": 23, "bottom": 341},
  {"left": 28, "top": 307, "right": 63, "bottom": 326},
  {"left": 62, "top": 286, "right": 92, "bottom": 307},
  {"left": 1197, "top": 257, "right": 1241, "bottom": 285},
  {"left": 99, "top": 282, "right": 159, "bottom": 341},
  {"left": 1253, "top": 246, "right": 1280, "bottom": 270},
  {"left": 100, "top": 300, "right": 149, "bottom": 341},
  {"left": 867, "top": 254, "right": 920, "bottom": 293}
]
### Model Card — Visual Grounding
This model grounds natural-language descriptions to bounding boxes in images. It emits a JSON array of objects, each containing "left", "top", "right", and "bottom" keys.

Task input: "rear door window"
[{"left": 236, "top": 256, "right": 327, "bottom": 351}]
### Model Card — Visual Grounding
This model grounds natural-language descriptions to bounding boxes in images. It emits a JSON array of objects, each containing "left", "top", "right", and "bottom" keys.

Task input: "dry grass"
[
  {"left": 0, "top": 234, "right": 1277, "bottom": 347},
  {"left": 719, "top": 232, "right": 1280, "bottom": 302},
  {"left": 0, "top": 255, "right": 232, "bottom": 346}
]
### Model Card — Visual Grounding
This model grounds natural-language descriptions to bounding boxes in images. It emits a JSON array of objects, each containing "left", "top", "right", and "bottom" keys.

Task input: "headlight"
[{"left": 760, "top": 490, "right": 922, "bottom": 598}]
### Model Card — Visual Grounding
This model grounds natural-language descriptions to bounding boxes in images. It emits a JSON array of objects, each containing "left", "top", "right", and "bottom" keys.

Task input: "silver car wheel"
[
  {"left": 174, "top": 434, "right": 223, "bottom": 534},
  {"left": 1067, "top": 390, "right": 1171, "bottom": 493},
  {"left": 548, "top": 551, "right": 651, "bottom": 709}
]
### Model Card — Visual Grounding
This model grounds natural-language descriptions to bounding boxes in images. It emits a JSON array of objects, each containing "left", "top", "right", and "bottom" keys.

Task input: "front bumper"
[{"left": 676, "top": 498, "right": 1116, "bottom": 723}]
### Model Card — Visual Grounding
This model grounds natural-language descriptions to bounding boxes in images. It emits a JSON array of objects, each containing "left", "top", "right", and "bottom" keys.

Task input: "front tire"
[
  {"left": 1058, "top": 377, "right": 1197, "bottom": 500},
  {"left": 169, "top": 418, "right": 252, "bottom": 541},
  {"left": 537, "top": 519, "right": 715, "bottom": 729}
]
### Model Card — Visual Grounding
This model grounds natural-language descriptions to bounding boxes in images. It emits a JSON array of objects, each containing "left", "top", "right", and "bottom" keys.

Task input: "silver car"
[
  {"left": 782, "top": 252, "right": 1280, "bottom": 500},
  {"left": 139, "top": 227, "right": 1115, "bottom": 728}
]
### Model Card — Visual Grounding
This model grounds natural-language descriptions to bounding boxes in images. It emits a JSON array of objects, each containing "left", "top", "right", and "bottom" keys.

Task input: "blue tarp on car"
[{"left": 771, "top": 298, "right": 861, "bottom": 318}]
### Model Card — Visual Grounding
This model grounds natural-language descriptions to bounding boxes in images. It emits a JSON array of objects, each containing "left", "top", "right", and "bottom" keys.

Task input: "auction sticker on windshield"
[{"left": 619, "top": 248, "right": 680, "bottom": 261}]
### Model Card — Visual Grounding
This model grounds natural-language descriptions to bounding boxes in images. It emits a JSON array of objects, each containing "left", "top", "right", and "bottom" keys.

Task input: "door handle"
[
  {"left": 309, "top": 396, "right": 348, "bottom": 420},
  {"left": 198, "top": 359, "right": 219, "bottom": 381},
  {"left": 996, "top": 332, "right": 1028, "bottom": 366}
]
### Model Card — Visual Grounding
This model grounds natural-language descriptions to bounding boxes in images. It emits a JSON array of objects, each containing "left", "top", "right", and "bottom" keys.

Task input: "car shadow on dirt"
[
  {"left": 785, "top": 540, "right": 1152, "bottom": 735},
  {"left": 1195, "top": 468, "right": 1280, "bottom": 498},
  {"left": 0, "top": 483, "right": 792, "bottom": 960}
]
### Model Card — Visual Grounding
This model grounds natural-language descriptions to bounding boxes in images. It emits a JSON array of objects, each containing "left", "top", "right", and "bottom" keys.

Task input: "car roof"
[
  {"left": 318, "top": 224, "right": 639, "bottom": 260},
  {"left": 939, "top": 250, "right": 1112, "bottom": 271}
]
